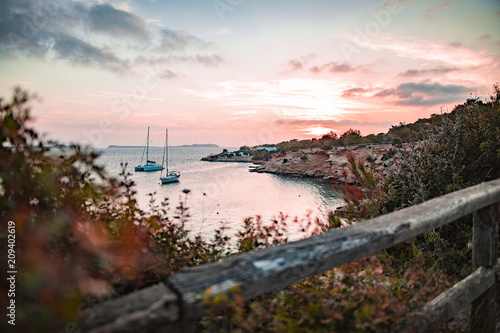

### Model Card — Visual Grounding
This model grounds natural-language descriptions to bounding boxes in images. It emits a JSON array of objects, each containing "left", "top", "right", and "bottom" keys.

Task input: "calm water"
[{"left": 95, "top": 147, "right": 343, "bottom": 240}]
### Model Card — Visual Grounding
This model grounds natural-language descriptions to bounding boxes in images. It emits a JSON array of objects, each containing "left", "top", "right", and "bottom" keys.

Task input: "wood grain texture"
[
  {"left": 399, "top": 260, "right": 500, "bottom": 333},
  {"left": 473, "top": 202, "right": 499, "bottom": 268},
  {"left": 84, "top": 179, "right": 500, "bottom": 331},
  {"left": 471, "top": 202, "right": 499, "bottom": 332},
  {"left": 84, "top": 283, "right": 180, "bottom": 333},
  {"left": 169, "top": 179, "right": 500, "bottom": 319}
]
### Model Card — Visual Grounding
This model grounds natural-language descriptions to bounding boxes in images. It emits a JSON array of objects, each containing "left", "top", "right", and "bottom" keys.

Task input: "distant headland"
[
  {"left": 178, "top": 143, "right": 219, "bottom": 148},
  {"left": 107, "top": 143, "right": 219, "bottom": 148}
]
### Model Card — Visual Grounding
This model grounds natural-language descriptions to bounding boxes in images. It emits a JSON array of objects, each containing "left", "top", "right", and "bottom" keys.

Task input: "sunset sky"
[{"left": 1, "top": 0, "right": 499, "bottom": 147}]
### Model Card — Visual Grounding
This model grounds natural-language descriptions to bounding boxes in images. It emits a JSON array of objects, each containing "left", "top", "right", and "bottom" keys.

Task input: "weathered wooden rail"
[{"left": 84, "top": 178, "right": 500, "bottom": 332}]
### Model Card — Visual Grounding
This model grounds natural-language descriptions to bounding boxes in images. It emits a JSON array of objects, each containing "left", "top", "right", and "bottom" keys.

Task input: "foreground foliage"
[
  {"left": 0, "top": 88, "right": 226, "bottom": 331},
  {"left": 1, "top": 85, "right": 498, "bottom": 332},
  {"left": 202, "top": 85, "right": 500, "bottom": 332}
]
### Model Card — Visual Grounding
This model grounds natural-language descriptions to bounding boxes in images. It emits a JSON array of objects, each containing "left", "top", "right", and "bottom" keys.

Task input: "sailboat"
[
  {"left": 135, "top": 126, "right": 164, "bottom": 172},
  {"left": 160, "top": 129, "right": 180, "bottom": 184}
]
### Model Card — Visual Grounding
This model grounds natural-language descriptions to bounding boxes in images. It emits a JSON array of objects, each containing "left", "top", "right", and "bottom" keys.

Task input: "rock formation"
[{"left": 253, "top": 145, "right": 399, "bottom": 184}]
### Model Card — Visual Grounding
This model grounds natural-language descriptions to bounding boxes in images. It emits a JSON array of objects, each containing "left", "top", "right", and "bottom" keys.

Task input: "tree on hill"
[
  {"left": 340, "top": 128, "right": 364, "bottom": 146},
  {"left": 321, "top": 130, "right": 338, "bottom": 140}
]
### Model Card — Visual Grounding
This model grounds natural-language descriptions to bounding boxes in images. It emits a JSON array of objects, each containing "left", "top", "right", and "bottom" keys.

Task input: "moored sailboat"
[
  {"left": 160, "top": 128, "right": 180, "bottom": 184},
  {"left": 135, "top": 126, "right": 164, "bottom": 172}
]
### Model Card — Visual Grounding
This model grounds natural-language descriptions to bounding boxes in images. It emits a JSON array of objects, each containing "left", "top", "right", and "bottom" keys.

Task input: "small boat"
[
  {"left": 248, "top": 165, "right": 259, "bottom": 172},
  {"left": 135, "top": 126, "right": 164, "bottom": 172},
  {"left": 160, "top": 129, "right": 180, "bottom": 184}
]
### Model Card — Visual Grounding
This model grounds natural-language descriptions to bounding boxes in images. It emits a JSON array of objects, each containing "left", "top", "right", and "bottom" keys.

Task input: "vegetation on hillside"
[
  {"left": 203, "top": 84, "right": 500, "bottom": 332},
  {"left": 339, "top": 85, "right": 500, "bottom": 280},
  {"left": 245, "top": 90, "right": 499, "bottom": 156},
  {"left": 341, "top": 85, "right": 500, "bottom": 218},
  {"left": 228, "top": 110, "right": 450, "bottom": 160},
  {"left": 1, "top": 84, "right": 499, "bottom": 332}
]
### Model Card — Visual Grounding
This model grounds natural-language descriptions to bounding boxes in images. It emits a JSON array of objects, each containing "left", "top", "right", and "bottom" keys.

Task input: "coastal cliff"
[{"left": 253, "top": 145, "right": 398, "bottom": 184}]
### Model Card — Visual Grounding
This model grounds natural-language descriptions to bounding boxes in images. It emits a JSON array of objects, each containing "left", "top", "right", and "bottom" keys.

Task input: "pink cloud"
[
  {"left": 13, "top": 80, "right": 32, "bottom": 85},
  {"left": 280, "top": 54, "right": 317, "bottom": 73},
  {"left": 310, "top": 62, "right": 358, "bottom": 74},
  {"left": 423, "top": 2, "right": 451, "bottom": 22},
  {"left": 342, "top": 33, "right": 495, "bottom": 67}
]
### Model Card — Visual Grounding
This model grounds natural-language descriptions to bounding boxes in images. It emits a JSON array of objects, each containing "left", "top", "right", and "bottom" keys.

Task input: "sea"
[{"left": 95, "top": 147, "right": 344, "bottom": 241}]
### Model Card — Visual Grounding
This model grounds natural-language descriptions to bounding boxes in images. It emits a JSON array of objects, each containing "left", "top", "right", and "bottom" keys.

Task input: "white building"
[{"left": 256, "top": 146, "right": 277, "bottom": 152}]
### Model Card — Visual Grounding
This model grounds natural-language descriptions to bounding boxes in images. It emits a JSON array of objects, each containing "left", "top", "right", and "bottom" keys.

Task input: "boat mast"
[
  {"left": 166, "top": 128, "right": 169, "bottom": 174},
  {"left": 146, "top": 126, "right": 150, "bottom": 163}
]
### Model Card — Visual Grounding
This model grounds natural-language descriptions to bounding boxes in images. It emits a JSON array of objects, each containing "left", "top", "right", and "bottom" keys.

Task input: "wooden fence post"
[
  {"left": 83, "top": 283, "right": 184, "bottom": 333},
  {"left": 81, "top": 179, "right": 500, "bottom": 332},
  {"left": 471, "top": 202, "right": 499, "bottom": 332}
]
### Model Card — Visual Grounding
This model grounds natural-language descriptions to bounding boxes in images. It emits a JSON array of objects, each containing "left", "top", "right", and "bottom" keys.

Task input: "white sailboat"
[
  {"left": 135, "top": 126, "right": 164, "bottom": 172},
  {"left": 160, "top": 129, "right": 180, "bottom": 184}
]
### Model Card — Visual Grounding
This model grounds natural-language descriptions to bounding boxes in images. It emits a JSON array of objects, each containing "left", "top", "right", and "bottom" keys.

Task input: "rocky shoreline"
[
  {"left": 201, "top": 156, "right": 256, "bottom": 163},
  {"left": 252, "top": 144, "right": 399, "bottom": 184}
]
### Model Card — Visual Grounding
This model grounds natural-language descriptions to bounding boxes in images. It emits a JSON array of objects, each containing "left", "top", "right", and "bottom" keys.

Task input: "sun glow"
[{"left": 301, "top": 126, "right": 336, "bottom": 136}]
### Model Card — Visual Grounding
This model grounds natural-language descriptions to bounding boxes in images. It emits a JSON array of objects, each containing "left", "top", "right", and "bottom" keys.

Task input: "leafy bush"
[
  {"left": 0, "top": 88, "right": 228, "bottom": 331},
  {"left": 384, "top": 88, "right": 500, "bottom": 211},
  {"left": 3, "top": 85, "right": 497, "bottom": 332},
  {"left": 335, "top": 85, "right": 500, "bottom": 282},
  {"left": 252, "top": 149, "right": 273, "bottom": 160},
  {"left": 201, "top": 255, "right": 452, "bottom": 333},
  {"left": 200, "top": 86, "right": 499, "bottom": 332}
]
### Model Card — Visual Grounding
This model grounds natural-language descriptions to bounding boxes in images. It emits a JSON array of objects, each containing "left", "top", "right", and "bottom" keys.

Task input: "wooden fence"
[{"left": 84, "top": 178, "right": 500, "bottom": 332}]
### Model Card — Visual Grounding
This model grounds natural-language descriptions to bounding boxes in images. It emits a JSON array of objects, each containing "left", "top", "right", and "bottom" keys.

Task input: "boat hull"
[
  {"left": 135, "top": 164, "right": 164, "bottom": 172},
  {"left": 160, "top": 172, "right": 180, "bottom": 184}
]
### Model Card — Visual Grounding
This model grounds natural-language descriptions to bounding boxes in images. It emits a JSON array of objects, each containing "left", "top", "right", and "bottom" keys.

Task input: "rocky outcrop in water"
[{"left": 253, "top": 145, "right": 399, "bottom": 184}]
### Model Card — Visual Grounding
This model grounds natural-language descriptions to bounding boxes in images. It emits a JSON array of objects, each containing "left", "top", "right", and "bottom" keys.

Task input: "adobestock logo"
[
  {"left": 213, "top": 0, "right": 244, "bottom": 21},
  {"left": 340, "top": 3, "right": 403, "bottom": 60}
]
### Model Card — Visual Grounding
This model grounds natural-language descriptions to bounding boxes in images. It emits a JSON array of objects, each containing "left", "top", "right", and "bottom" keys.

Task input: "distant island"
[
  {"left": 177, "top": 143, "right": 219, "bottom": 148},
  {"left": 107, "top": 143, "right": 219, "bottom": 148}
]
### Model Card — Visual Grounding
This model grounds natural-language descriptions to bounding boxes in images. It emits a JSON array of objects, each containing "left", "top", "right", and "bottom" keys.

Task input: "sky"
[{"left": 0, "top": 0, "right": 499, "bottom": 148}]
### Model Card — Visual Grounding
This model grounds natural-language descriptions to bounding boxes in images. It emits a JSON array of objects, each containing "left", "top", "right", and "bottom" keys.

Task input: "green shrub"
[
  {"left": 4, "top": 85, "right": 497, "bottom": 332},
  {"left": 0, "top": 88, "right": 227, "bottom": 331},
  {"left": 336, "top": 84, "right": 500, "bottom": 281}
]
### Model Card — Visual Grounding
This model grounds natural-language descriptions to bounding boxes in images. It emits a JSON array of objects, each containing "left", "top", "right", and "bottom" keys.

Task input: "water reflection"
[{"left": 96, "top": 147, "right": 344, "bottom": 240}]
